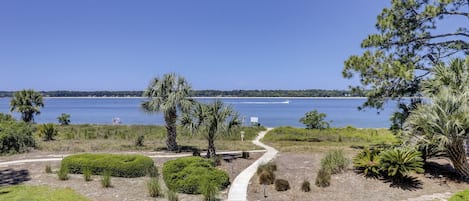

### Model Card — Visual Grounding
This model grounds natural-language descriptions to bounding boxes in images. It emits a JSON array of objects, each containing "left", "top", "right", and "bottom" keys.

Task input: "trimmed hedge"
[
  {"left": 163, "top": 157, "right": 230, "bottom": 194},
  {"left": 61, "top": 153, "right": 154, "bottom": 178},
  {"left": 449, "top": 190, "right": 469, "bottom": 201}
]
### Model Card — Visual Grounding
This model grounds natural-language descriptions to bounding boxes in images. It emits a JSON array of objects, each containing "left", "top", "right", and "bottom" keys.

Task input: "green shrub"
[
  {"left": 0, "top": 113, "right": 15, "bottom": 122},
  {"left": 379, "top": 147, "right": 424, "bottom": 178},
  {"left": 0, "top": 121, "right": 35, "bottom": 154},
  {"left": 200, "top": 179, "right": 218, "bottom": 201},
  {"left": 163, "top": 157, "right": 230, "bottom": 194},
  {"left": 38, "top": 123, "right": 58, "bottom": 141},
  {"left": 135, "top": 134, "right": 144, "bottom": 147},
  {"left": 449, "top": 190, "right": 469, "bottom": 201},
  {"left": 45, "top": 165, "right": 52, "bottom": 174},
  {"left": 321, "top": 149, "right": 349, "bottom": 174},
  {"left": 61, "top": 153, "right": 154, "bottom": 178},
  {"left": 353, "top": 148, "right": 381, "bottom": 177},
  {"left": 256, "top": 162, "right": 277, "bottom": 175},
  {"left": 101, "top": 170, "right": 111, "bottom": 188},
  {"left": 57, "top": 166, "right": 69, "bottom": 180},
  {"left": 57, "top": 113, "right": 71, "bottom": 125},
  {"left": 301, "top": 180, "right": 311, "bottom": 192},
  {"left": 147, "top": 177, "right": 162, "bottom": 197},
  {"left": 274, "top": 179, "right": 290, "bottom": 191},
  {"left": 83, "top": 167, "right": 92, "bottom": 181},
  {"left": 166, "top": 189, "right": 179, "bottom": 201},
  {"left": 315, "top": 168, "right": 331, "bottom": 187},
  {"left": 299, "top": 110, "right": 330, "bottom": 129}
]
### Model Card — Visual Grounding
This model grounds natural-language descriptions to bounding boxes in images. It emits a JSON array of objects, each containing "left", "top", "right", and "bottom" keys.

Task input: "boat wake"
[{"left": 226, "top": 100, "right": 290, "bottom": 104}]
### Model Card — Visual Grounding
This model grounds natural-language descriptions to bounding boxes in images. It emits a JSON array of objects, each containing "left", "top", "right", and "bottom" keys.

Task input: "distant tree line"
[{"left": 0, "top": 89, "right": 364, "bottom": 98}]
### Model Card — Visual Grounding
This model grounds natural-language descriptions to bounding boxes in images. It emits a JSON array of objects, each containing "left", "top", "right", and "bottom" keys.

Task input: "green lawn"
[{"left": 0, "top": 185, "right": 89, "bottom": 201}]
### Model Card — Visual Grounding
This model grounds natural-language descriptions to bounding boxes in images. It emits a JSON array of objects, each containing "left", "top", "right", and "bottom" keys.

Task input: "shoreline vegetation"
[{"left": 0, "top": 89, "right": 365, "bottom": 98}]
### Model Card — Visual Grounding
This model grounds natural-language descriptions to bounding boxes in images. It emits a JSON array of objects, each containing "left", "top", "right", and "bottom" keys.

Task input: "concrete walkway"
[{"left": 227, "top": 128, "right": 277, "bottom": 201}]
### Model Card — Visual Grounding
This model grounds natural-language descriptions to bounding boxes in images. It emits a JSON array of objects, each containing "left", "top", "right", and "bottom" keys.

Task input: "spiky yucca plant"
[
  {"left": 379, "top": 147, "right": 424, "bottom": 179},
  {"left": 353, "top": 148, "right": 381, "bottom": 177}
]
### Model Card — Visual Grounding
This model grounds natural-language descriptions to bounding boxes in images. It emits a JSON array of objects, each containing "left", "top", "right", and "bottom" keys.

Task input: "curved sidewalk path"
[{"left": 227, "top": 127, "right": 277, "bottom": 201}]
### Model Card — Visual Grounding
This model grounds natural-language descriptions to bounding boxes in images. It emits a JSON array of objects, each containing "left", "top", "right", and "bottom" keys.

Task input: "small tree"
[
  {"left": 57, "top": 113, "right": 71, "bottom": 125},
  {"left": 10, "top": 89, "right": 44, "bottom": 123},
  {"left": 299, "top": 110, "right": 330, "bottom": 129}
]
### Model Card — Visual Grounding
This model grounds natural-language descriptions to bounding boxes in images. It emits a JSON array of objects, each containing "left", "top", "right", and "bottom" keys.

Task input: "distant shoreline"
[{"left": 22, "top": 96, "right": 369, "bottom": 99}]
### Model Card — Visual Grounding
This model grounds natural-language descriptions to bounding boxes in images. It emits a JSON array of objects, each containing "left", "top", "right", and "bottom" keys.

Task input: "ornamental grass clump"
[
  {"left": 166, "top": 189, "right": 179, "bottom": 201},
  {"left": 45, "top": 165, "right": 52, "bottom": 174},
  {"left": 147, "top": 177, "right": 162, "bottom": 197},
  {"left": 83, "top": 167, "right": 92, "bottom": 182},
  {"left": 257, "top": 161, "right": 277, "bottom": 185},
  {"left": 301, "top": 180, "right": 311, "bottom": 192},
  {"left": 57, "top": 166, "right": 69, "bottom": 181},
  {"left": 321, "top": 149, "right": 350, "bottom": 174},
  {"left": 315, "top": 168, "right": 331, "bottom": 187},
  {"left": 200, "top": 179, "right": 219, "bottom": 201},
  {"left": 101, "top": 170, "right": 112, "bottom": 188},
  {"left": 274, "top": 179, "right": 290, "bottom": 191}
]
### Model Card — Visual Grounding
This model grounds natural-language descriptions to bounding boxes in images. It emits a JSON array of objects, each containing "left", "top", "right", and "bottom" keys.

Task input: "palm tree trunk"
[
  {"left": 446, "top": 141, "right": 469, "bottom": 179},
  {"left": 207, "top": 133, "right": 217, "bottom": 158},
  {"left": 164, "top": 111, "right": 179, "bottom": 152}
]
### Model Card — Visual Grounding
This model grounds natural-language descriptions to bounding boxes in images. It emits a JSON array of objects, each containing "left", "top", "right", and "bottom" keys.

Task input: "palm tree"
[
  {"left": 404, "top": 56, "right": 469, "bottom": 178},
  {"left": 10, "top": 89, "right": 44, "bottom": 123},
  {"left": 141, "top": 73, "right": 193, "bottom": 152},
  {"left": 181, "top": 100, "right": 241, "bottom": 158}
]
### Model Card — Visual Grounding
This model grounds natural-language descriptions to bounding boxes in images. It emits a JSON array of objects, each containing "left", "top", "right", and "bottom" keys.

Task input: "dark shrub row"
[
  {"left": 61, "top": 153, "right": 154, "bottom": 178},
  {"left": 163, "top": 156, "right": 229, "bottom": 194}
]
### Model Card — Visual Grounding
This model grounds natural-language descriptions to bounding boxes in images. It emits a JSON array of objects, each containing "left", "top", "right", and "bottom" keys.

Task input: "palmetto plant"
[
  {"left": 38, "top": 123, "right": 58, "bottom": 141},
  {"left": 353, "top": 148, "right": 381, "bottom": 177},
  {"left": 141, "top": 73, "right": 193, "bottom": 152},
  {"left": 181, "top": 100, "right": 241, "bottom": 158},
  {"left": 379, "top": 147, "right": 424, "bottom": 179},
  {"left": 10, "top": 89, "right": 44, "bottom": 123}
]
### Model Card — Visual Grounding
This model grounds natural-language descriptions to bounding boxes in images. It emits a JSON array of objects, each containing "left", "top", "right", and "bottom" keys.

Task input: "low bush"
[
  {"left": 449, "top": 190, "right": 469, "bottom": 201},
  {"left": 147, "top": 177, "right": 162, "bottom": 197},
  {"left": 83, "top": 167, "right": 92, "bottom": 181},
  {"left": 301, "top": 180, "right": 311, "bottom": 192},
  {"left": 258, "top": 170, "right": 276, "bottom": 185},
  {"left": 321, "top": 149, "right": 349, "bottom": 174},
  {"left": 353, "top": 148, "right": 381, "bottom": 177},
  {"left": 274, "top": 179, "right": 290, "bottom": 191},
  {"left": 163, "top": 157, "right": 230, "bottom": 194},
  {"left": 38, "top": 123, "right": 58, "bottom": 141},
  {"left": 45, "top": 165, "right": 52, "bottom": 174},
  {"left": 166, "top": 189, "right": 179, "bottom": 201},
  {"left": 256, "top": 162, "right": 277, "bottom": 175},
  {"left": 380, "top": 147, "right": 424, "bottom": 179},
  {"left": 200, "top": 179, "right": 218, "bottom": 201},
  {"left": 57, "top": 166, "right": 69, "bottom": 180},
  {"left": 315, "top": 168, "right": 331, "bottom": 187},
  {"left": 101, "top": 170, "right": 111, "bottom": 188},
  {"left": 0, "top": 121, "right": 35, "bottom": 154},
  {"left": 61, "top": 153, "right": 154, "bottom": 178},
  {"left": 135, "top": 134, "right": 144, "bottom": 147}
]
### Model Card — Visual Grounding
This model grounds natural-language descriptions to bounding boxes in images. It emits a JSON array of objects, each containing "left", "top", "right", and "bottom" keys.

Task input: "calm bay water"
[{"left": 0, "top": 97, "right": 397, "bottom": 128}]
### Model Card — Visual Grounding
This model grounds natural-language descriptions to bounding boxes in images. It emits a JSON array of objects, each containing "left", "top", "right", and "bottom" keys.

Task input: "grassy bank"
[
  {"left": 35, "top": 124, "right": 264, "bottom": 152},
  {"left": 263, "top": 126, "right": 397, "bottom": 152}
]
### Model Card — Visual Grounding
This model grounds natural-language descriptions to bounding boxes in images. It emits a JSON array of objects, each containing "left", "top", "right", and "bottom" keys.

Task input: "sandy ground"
[
  {"left": 247, "top": 152, "right": 469, "bottom": 201},
  {"left": 0, "top": 152, "right": 263, "bottom": 201}
]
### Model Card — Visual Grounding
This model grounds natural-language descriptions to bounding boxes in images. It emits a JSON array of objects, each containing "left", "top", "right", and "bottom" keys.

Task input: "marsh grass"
[
  {"left": 101, "top": 171, "right": 111, "bottom": 188},
  {"left": 166, "top": 189, "right": 179, "bottom": 201},
  {"left": 83, "top": 167, "right": 92, "bottom": 181},
  {"left": 35, "top": 125, "right": 263, "bottom": 152},
  {"left": 57, "top": 166, "right": 69, "bottom": 180},
  {"left": 147, "top": 177, "right": 162, "bottom": 197}
]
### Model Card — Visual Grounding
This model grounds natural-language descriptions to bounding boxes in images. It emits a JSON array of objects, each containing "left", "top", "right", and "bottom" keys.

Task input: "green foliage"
[
  {"left": 38, "top": 123, "right": 58, "bottom": 141},
  {"left": 45, "top": 165, "right": 52, "bottom": 174},
  {"left": 9, "top": 89, "right": 44, "bottom": 123},
  {"left": 135, "top": 134, "right": 144, "bottom": 147},
  {"left": 57, "top": 113, "right": 71, "bottom": 125},
  {"left": 83, "top": 167, "right": 92, "bottom": 182},
  {"left": 0, "top": 185, "right": 90, "bottom": 201},
  {"left": 162, "top": 157, "right": 229, "bottom": 194},
  {"left": 301, "top": 180, "right": 311, "bottom": 192},
  {"left": 199, "top": 178, "right": 219, "bottom": 201},
  {"left": 0, "top": 113, "right": 15, "bottom": 122},
  {"left": 256, "top": 162, "right": 277, "bottom": 175},
  {"left": 299, "top": 110, "right": 330, "bottom": 129},
  {"left": 181, "top": 100, "right": 241, "bottom": 158},
  {"left": 274, "top": 179, "right": 290, "bottom": 191},
  {"left": 449, "top": 190, "right": 469, "bottom": 201},
  {"left": 315, "top": 168, "right": 331, "bottom": 188},
  {"left": 320, "top": 149, "right": 350, "bottom": 174},
  {"left": 166, "top": 189, "right": 179, "bottom": 201},
  {"left": 353, "top": 148, "right": 381, "bottom": 177},
  {"left": 264, "top": 126, "right": 396, "bottom": 145},
  {"left": 343, "top": 0, "right": 469, "bottom": 111},
  {"left": 147, "top": 177, "right": 162, "bottom": 197},
  {"left": 379, "top": 147, "right": 424, "bottom": 178},
  {"left": 101, "top": 170, "right": 112, "bottom": 188},
  {"left": 0, "top": 121, "right": 36, "bottom": 154},
  {"left": 141, "top": 73, "right": 193, "bottom": 152},
  {"left": 61, "top": 153, "right": 154, "bottom": 178},
  {"left": 57, "top": 166, "right": 69, "bottom": 180}
]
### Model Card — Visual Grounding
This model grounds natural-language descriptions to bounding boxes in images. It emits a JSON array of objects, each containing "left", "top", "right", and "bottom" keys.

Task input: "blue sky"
[{"left": 0, "top": 0, "right": 389, "bottom": 91}]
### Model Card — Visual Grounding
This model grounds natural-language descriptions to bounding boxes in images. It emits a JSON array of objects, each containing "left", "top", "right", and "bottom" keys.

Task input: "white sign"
[{"left": 250, "top": 117, "right": 258, "bottom": 123}]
